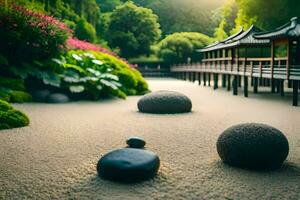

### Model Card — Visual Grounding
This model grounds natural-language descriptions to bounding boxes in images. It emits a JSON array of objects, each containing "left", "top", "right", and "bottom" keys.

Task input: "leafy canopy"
[
  {"left": 157, "top": 32, "right": 212, "bottom": 63},
  {"left": 107, "top": 1, "right": 161, "bottom": 58}
]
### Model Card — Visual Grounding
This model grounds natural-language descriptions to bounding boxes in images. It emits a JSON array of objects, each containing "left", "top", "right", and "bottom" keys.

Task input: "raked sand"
[{"left": 1, "top": 78, "right": 300, "bottom": 200}]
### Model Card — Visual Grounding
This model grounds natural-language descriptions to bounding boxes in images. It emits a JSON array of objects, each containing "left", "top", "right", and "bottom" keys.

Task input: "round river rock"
[
  {"left": 137, "top": 91, "right": 192, "bottom": 114},
  {"left": 97, "top": 148, "right": 160, "bottom": 182},
  {"left": 126, "top": 137, "right": 146, "bottom": 148},
  {"left": 217, "top": 123, "right": 289, "bottom": 169}
]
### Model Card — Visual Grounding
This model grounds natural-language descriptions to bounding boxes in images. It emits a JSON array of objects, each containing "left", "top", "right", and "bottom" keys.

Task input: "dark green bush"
[
  {"left": 10, "top": 91, "right": 32, "bottom": 103},
  {"left": 0, "top": 91, "right": 11, "bottom": 102},
  {"left": 75, "top": 19, "right": 97, "bottom": 42},
  {"left": 0, "top": 100, "right": 30, "bottom": 130},
  {"left": 0, "top": 76, "right": 26, "bottom": 91},
  {"left": 0, "top": 99, "right": 12, "bottom": 111},
  {"left": 0, "top": 90, "right": 32, "bottom": 103}
]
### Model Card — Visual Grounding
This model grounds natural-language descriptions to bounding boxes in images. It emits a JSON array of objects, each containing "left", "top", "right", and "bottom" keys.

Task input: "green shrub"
[
  {"left": 75, "top": 19, "right": 97, "bottom": 42},
  {"left": 0, "top": 100, "right": 29, "bottom": 130},
  {"left": 0, "top": 76, "right": 26, "bottom": 91},
  {"left": 88, "top": 51, "right": 149, "bottom": 94},
  {"left": 52, "top": 50, "right": 149, "bottom": 99},
  {"left": 0, "top": 99, "right": 12, "bottom": 111},
  {"left": 157, "top": 32, "right": 212, "bottom": 63},
  {"left": 10, "top": 91, "right": 32, "bottom": 103},
  {"left": 0, "top": 91, "right": 11, "bottom": 102},
  {"left": 0, "top": 90, "right": 32, "bottom": 103}
]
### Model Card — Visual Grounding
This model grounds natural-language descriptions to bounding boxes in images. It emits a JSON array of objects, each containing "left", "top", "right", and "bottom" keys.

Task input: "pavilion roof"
[
  {"left": 198, "top": 27, "right": 244, "bottom": 52},
  {"left": 254, "top": 17, "right": 300, "bottom": 39},
  {"left": 198, "top": 26, "right": 269, "bottom": 52}
]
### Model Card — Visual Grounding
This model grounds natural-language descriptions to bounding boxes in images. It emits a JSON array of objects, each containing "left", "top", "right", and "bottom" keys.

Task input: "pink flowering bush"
[{"left": 0, "top": 1, "right": 71, "bottom": 64}]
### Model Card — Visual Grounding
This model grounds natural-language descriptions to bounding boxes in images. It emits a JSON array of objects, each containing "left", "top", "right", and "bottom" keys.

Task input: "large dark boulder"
[
  {"left": 137, "top": 91, "right": 192, "bottom": 114},
  {"left": 97, "top": 148, "right": 160, "bottom": 183},
  {"left": 217, "top": 123, "right": 289, "bottom": 170},
  {"left": 46, "top": 93, "right": 70, "bottom": 104}
]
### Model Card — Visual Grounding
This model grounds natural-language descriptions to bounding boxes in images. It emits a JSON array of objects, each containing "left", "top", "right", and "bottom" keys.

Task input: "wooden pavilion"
[{"left": 171, "top": 17, "right": 300, "bottom": 106}]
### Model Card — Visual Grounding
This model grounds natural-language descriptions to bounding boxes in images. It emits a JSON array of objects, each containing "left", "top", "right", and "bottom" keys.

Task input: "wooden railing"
[{"left": 171, "top": 58, "right": 300, "bottom": 81}]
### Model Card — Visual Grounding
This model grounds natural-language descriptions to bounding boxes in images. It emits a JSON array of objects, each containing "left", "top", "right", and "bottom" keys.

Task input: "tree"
[
  {"left": 107, "top": 2, "right": 161, "bottom": 58},
  {"left": 157, "top": 32, "right": 212, "bottom": 63},
  {"left": 96, "top": 0, "right": 122, "bottom": 12},
  {"left": 75, "top": 19, "right": 97, "bottom": 42},
  {"left": 233, "top": 0, "right": 300, "bottom": 31}
]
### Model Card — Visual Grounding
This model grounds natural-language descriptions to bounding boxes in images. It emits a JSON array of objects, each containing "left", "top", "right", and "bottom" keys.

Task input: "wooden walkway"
[{"left": 171, "top": 62, "right": 300, "bottom": 106}]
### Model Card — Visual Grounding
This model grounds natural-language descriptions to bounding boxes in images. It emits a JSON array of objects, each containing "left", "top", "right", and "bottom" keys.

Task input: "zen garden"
[{"left": 1, "top": 0, "right": 300, "bottom": 199}]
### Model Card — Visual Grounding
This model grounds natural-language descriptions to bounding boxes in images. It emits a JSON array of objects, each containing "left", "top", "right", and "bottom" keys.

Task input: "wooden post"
[
  {"left": 287, "top": 39, "right": 290, "bottom": 80},
  {"left": 213, "top": 74, "right": 218, "bottom": 90},
  {"left": 198, "top": 72, "right": 201, "bottom": 85},
  {"left": 276, "top": 79, "right": 280, "bottom": 93},
  {"left": 233, "top": 75, "right": 238, "bottom": 95},
  {"left": 270, "top": 41, "right": 275, "bottom": 91},
  {"left": 288, "top": 80, "right": 292, "bottom": 88},
  {"left": 293, "top": 80, "right": 299, "bottom": 106},
  {"left": 222, "top": 74, "right": 227, "bottom": 88},
  {"left": 203, "top": 73, "right": 207, "bottom": 86},
  {"left": 192, "top": 72, "right": 196, "bottom": 82},
  {"left": 238, "top": 76, "right": 242, "bottom": 87},
  {"left": 271, "top": 79, "right": 276, "bottom": 93},
  {"left": 227, "top": 75, "right": 231, "bottom": 91},
  {"left": 189, "top": 72, "right": 192, "bottom": 82},
  {"left": 280, "top": 80, "right": 285, "bottom": 97},
  {"left": 253, "top": 77, "right": 258, "bottom": 94},
  {"left": 244, "top": 76, "right": 248, "bottom": 97},
  {"left": 208, "top": 73, "right": 211, "bottom": 86}
]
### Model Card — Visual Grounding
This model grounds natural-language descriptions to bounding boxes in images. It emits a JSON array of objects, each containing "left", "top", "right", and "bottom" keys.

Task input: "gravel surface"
[{"left": 1, "top": 78, "right": 300, "bottom": 200}]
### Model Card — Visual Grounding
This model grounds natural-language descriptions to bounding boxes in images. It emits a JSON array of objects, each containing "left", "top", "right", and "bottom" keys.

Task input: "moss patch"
[{"left": 0, "top": 100, "right": 30, "bottom": 130}]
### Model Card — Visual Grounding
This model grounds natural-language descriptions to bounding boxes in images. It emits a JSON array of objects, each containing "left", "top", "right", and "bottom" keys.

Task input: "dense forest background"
[{"left": 11, "top": 0, "right": 300, "bottom": 62}]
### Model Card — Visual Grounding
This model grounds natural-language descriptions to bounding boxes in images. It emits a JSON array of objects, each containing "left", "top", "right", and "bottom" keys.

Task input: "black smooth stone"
[
  {"left": 217, "top": 123, "right": 289, "bottom": 170},
  {"left": 126, "top": 137, "right": 146, "bottom": 148},
  {"left": 97, "top": 148, "right": 160, "bottom": 183},
  {"left": 46, "top": 93, "right": 69, "bottom": 103},
  {"left": 137, "top": 91, "right": 192, "bottom": 114}
]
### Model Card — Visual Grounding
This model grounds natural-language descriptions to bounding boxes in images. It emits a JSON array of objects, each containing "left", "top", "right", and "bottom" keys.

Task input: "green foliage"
[
  {"left": 213, "top": 0, "right": 237, "bottom": 40},
  {"left": 96, "top": 0, "right": 121, "bottom": 12},
  {"left": 10, "top": 91, "right": 32, "bottom": 103},
  {"left": 0, "top": 76, "right": 32, "bottom": 103},
  {"left": 0, "top": 77, "right": 26, "bottom": 91},
  {"left": 0, "top": 99, "right": 30, "bottom": 130},
  {"left": 0, "top": 91, "right": 11, "bottom": 102},
  {"left": 75, "top": 19, "right": 97, "bottom": 42},
  {"left": 234, "top": 0, "right": 300, "bottom": 31},
  {"left": 157, "top": 32, "right": 212, "bottom": 63},
  {"left": 52, "top": 50, "right": 149, "bottom": 98},
  {"left": 215, "top": 0, "right": 300, "bottom": 36},
  {"left": 231, "top": 7, "right": 256, "bottom": 34},
  {"left": 0, "top": 99, "right": 12, "bottom": 111},
  {"left": 107, "top": 1, "right": 161, "bottom": 58},
  {"left": 0, "top": 1, "right": 70, "bottom": 64},
  {"left": 0, "top": 89, "right": 32, "bottom": 103},
  {"left": 53, "top": 51, "right": 123, "bottom": 99},
  {"left": 142, "top": 0, "right": 222, "bottom": 37}
]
